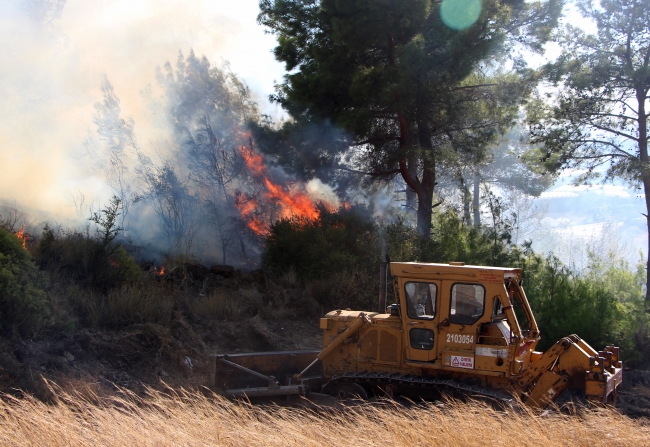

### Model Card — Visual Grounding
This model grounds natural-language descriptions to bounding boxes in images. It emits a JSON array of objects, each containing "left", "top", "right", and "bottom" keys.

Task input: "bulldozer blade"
[
  {"left": 210, "top": 350, "right": 321, "bottom": 390},
  {"left": 224, "top": 385, "right": 309, "bottom": 398}
]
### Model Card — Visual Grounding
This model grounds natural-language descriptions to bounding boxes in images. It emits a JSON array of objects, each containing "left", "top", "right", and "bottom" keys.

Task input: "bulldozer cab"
[{"left": 391, "top": 262, "right": 540, "bottom": 373}]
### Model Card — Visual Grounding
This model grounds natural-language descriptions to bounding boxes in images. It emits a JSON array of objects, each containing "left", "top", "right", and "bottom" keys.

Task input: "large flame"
[
  {"left": 237, "top": 146, "right": 334, "bottom": 234},
  {"left": 15, "top": 226, "right": 27, "bottom": 250}
]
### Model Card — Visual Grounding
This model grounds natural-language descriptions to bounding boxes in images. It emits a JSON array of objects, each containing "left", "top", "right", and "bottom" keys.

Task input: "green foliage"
[
  {"left": 111, "top": 246, "right": 142, "bottom": 283},
  {"left": 386, "top": 210, "right": 524, "bottom": 267},
  {"left": 527, "top": 0, "right": 650, "bottom": 301},
  {"left": 529, "top": 0, "right": 650, "bottom": 185},
  {"left": 521, "top": 252, "right": 650, "bottom": 367},
  {"left": 258, "top": 0, "right": 559, "bottom": 235},
  {"left": 263, "top": 204, "right": 379, "bottom": 283},
  {"left": 306, "top": 270, "right": 379, "bottom": 313},
  {"left": 36, "top": 225, "right": 140, "bottom": 291},
  {"left": 34, "top": 218, "right": 157, "bottom": 330},
  {"left": 262, "top": 205, "right": 380, "bottom": 312},
  {"left": 0, "top": 227, "right": 51, "bottom": 337},
  {"left": 34, "top": 208, "right": 144, "bottom": 331},
  {"left": 88, "top": 196, "right": 123, "bottom": 247}
]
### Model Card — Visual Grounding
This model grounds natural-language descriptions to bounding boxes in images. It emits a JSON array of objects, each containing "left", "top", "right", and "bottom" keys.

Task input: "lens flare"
[{"left": 440, "top": 0, "right": 482, "bottom": 31}]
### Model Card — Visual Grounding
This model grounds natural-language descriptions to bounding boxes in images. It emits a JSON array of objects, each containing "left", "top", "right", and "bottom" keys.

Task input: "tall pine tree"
[
  {"left": 528, "top": 0, "right": 650, "bottom": 302},
  {"left": 258, "top": 0, "right": 561, "bottom": 237}
]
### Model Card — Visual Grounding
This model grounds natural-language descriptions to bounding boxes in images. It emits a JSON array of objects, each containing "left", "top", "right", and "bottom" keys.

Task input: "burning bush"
[{"left": 0, "top": 227, "right": 51, "bottom": 337}]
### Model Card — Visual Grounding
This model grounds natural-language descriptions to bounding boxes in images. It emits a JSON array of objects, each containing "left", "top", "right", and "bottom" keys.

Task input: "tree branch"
[
  {"left": 335, "top": 166, "right": 400, "bottom": 176},
  {"left": 586, "top": 111, "right": 639, "bottom": 121},
  {"left": 586, "top": 122, "right": 639, "bottom": 141},
  {"left": 351, "top": 136, "right": 400, "bottom": 146},
  {"left": 555, "top": 136, "right": 632, "bottom": 155},
  {"left": 572, "top": 153, "right": 632, "bottom": 160},
  {"left": 449, "top": 83, "right": 499, "bottom": 92}
]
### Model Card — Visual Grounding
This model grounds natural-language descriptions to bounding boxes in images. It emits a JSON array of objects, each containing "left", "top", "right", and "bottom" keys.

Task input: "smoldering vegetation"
[
  {"left": 76, "top": 49, "right": 364, "bottom": 267},
  {"left": 84, "top": 52, "right": 266, "bottom": 265}
]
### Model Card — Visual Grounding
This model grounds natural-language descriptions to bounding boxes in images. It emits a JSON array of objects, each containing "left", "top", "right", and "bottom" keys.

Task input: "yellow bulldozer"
[{"left": 210, "top": 262, "right": 622, "bottom": 408}]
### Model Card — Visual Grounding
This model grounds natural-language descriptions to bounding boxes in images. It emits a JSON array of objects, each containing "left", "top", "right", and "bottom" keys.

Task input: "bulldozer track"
[{"left": 322, "top": 371, "right": 518, "bottom": 407}]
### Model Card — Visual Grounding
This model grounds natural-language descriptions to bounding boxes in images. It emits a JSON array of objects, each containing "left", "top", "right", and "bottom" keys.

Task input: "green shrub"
[
  {"left": 306, "top": 269, "right": 378, "bottom": 312},
  {"left": 263, "top": 204, "right": 380, "bottom": 283},
  {"left": 111, "top": 245, "right": 142, "bottom": 282},
  {"left": 36, "top": 226, "right": 141, "bottom": 291},
  {"left": 386, "top": 210, "right": 525, "bottom": 267},
  {"left": 0, "top": 227, "right": 51, "bottom": 336},
  {"left": 263, "top": 207, "right": 526, "bottom": 314},
  {"left": 521, "top": 252, "right": 650, "bottom": 367}
]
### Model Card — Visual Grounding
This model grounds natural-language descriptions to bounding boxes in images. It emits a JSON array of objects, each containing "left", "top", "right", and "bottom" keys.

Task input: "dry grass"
[
  {"left": 0, "top": 384, "right": 647, "bottom": 447},
  {"left": 103, "top": 286, "right": 174, "bottom": 327},
  {"left": 192, "top": 289, "right": 241, "bottom": 320},
  {"left": 192, "top": 288, "right": 264, "bottom": 320}
]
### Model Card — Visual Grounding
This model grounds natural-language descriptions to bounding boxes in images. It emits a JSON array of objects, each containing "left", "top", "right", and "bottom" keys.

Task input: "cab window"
[
  {"left": 509, "top": 285, "right": 533, "bottom": 336},
  {"left": 404, "top": 282, "right": 436, "bottom": 319},
  {"left": 450, "top": 283, "right": 485, "bottom": 325},
  {"left": 410, "top": 328, "right": 434, "bottom": 350},
  {"left": 492, "top": 295, "right": 506, "bottom": 320}
]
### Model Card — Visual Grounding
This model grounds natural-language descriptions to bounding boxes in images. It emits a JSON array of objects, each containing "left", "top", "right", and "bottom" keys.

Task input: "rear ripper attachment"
[
  {"left": 515, "top": 336, "right": 622, "bottom": 407},
  {"left": 209, "top": 262, "right": 622, "bottom": 408},
  {"left": 586, "top": 345, "right": 623, "bottom": 404}
]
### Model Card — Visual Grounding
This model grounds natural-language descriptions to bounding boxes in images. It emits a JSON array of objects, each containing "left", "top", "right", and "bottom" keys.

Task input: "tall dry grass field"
[{"left": 0, "top": 386, "right": 647, "bottom": 447}]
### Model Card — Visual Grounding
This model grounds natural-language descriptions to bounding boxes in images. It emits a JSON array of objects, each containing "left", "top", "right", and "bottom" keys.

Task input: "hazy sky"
[{"left": 0, "top": 0, "right": 284, "bottom": 219}]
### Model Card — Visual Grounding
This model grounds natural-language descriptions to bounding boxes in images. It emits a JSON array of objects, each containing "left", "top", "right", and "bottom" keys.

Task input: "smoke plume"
[{"left": 0, "top": 0, "right": 283, "bottom": 226}]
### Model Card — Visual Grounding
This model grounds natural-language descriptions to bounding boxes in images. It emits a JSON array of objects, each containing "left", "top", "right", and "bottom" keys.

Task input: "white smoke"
[{"left": 0, "top": 0, "right": 283, "bottom": 222}]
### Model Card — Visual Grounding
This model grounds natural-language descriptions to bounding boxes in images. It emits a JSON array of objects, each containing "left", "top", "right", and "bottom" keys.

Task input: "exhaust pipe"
[{"left": 379, "top": 255, "right": 389, "bottom": 313}]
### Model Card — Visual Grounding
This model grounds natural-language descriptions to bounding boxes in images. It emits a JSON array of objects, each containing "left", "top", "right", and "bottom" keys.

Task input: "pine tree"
[
  {"left": 528, "top": 0, "right": 650, "bottom": 302},
  {"left": 258, "top": 0, "right": 561, "bottom": 237}
]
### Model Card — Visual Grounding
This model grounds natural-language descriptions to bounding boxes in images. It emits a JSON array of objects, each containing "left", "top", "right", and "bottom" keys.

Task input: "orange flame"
[
  {"left": 237, "top": 147, "right": 334, "bottom": 234},
  {"left": 15, "top": 226, "right": 27, "bottom": 250},
  {"left": 153, "top": 266, "right": 165, "bottom": 276}
]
